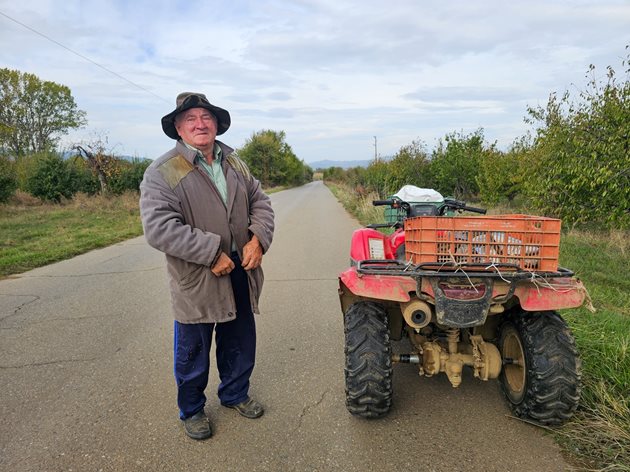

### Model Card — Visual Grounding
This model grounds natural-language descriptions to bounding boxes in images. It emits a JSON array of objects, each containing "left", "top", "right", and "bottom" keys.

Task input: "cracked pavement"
[{"left": 0, "top": 182, "right": 570, "bottom": 471}]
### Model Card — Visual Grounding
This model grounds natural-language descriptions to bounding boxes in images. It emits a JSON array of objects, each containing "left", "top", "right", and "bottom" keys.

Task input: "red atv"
[{"left": 338, "top": 191, "right": 588, "bottom": 425}]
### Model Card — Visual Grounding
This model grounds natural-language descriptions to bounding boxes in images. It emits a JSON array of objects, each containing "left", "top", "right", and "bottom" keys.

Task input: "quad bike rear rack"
[
  {"left": 350, "top": 260, "right": 585, "bottom": 328},
  {"left": 355, "top": 259, "right": 575, "bottom": 280}
]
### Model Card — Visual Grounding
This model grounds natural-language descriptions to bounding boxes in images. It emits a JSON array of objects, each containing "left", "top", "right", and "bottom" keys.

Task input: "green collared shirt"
[{"left": 186, "top": 142, "right": 228, "bottom": 205}]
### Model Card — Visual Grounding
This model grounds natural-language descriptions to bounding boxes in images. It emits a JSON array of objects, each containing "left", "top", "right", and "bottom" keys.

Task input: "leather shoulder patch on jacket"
[{"left": 157, "top": 155, "right": 194, "bottom": 189}]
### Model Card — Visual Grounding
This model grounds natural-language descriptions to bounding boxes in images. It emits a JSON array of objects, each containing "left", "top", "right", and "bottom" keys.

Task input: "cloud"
[{"left": 1, "top": 0, "right": 628, "bottom": 163}]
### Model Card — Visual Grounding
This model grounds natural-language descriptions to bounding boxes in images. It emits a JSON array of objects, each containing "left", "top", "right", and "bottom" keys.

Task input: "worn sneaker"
[
  {"left": 183, "top": 410, "right": 212, "bottom": 440},
  {"left": 223, "top": 397, "right": 264, "bottom": 419}
]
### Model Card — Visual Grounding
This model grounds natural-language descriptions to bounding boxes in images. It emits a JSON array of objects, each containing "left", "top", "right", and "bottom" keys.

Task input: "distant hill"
[{"left": 308, "top": 159, "right": 371, "bottom": 170}]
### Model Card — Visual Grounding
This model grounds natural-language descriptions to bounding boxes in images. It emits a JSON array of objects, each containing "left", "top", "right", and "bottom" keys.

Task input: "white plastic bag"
[{"left": 394, "top": 185, "right": 444, "bottom": 203}]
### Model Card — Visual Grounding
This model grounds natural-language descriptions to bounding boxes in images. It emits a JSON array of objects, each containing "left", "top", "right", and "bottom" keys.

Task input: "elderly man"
[{"left": 140, "top": 92, "right": 274, "bottom": 440}]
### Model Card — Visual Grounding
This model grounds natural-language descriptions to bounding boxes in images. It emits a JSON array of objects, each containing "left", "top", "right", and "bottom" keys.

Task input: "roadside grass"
[
  {"left": 0, "top": 191, "right": 143, "bottom": 277},
  {"left": 327, "top": 181, "right": 630, "bottom": 471},
  {"left": 264, "top": 185, "right": 287, "bottom": 194},
  {"left": 327, "top": 182, "right": 384, "bottom": 226},
  {"left": 0, "top": 185, "right": 284, "bottom": 279},
  {"left": 557, "top": 231, "right": 630, "bottom": 471}
]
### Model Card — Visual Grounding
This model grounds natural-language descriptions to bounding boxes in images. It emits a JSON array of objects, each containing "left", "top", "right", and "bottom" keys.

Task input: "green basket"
[{"left": 383, "top": 203, "right": 406, "bottom": 224}]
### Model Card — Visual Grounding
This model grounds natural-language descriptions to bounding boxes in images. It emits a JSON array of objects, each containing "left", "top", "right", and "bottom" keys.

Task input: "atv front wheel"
[
  {"left": 499, "top": 310, "right": 581, "bottom": 425},
  {"left": 344, "top": 301, "right": 393, "bottom": 418}
]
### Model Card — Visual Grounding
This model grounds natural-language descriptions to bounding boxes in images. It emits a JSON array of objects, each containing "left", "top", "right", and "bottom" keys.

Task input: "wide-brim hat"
[{"left": 161, "top": 92, "right": 231, "bottom": 139}]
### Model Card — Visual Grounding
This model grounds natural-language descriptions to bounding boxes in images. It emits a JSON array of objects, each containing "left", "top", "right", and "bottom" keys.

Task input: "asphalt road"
[{"left": 0, "top": 181, "right": 570, "bottom": 471}]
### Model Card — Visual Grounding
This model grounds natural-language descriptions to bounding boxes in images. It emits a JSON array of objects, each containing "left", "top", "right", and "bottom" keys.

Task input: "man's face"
[{"left": 175, "top": 107, "right": 218, "bottom": 150}]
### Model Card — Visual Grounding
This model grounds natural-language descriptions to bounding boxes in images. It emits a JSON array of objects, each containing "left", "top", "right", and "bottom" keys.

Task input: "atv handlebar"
[
  {"left": 442, "top": 198, "right": 487, "bottom": 215},
  {"left": 371, "top": 196, "right": 487, "bottom": 218},
  {"left": 372, "top": 199, "right": 398, "bottom": 207},
  {"left": 464, "top": 206, "right": 487, "bottom": 214}
]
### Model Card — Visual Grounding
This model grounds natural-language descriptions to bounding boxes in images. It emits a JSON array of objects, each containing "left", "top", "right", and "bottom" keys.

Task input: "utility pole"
[{"left": 373, "top": 136, "right": 378, "bottom": 161}]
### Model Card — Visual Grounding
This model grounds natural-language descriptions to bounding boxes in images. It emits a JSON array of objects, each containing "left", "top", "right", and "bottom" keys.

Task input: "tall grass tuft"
[{"left": 327, "top": 182, "right": 387, "bottom": 226}]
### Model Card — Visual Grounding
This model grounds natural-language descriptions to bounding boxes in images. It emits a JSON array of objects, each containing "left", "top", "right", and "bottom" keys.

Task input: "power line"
[{"left": 0, "top": 10, "right": 170, "bottom": 105}]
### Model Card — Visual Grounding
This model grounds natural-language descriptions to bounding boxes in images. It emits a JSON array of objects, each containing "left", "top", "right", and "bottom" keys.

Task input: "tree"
[
  {"left": 429, "top": 129, "right": 487, "bottom": 198},
  {"left": 364, "top": 158, "right": 391, "bottom": 198},
  {"left": 344, "top": 166, "right": 367, "bottom": 190},
  {"left": 323, "top": 166, "right": 346, "bottom": 182},
  {"left": 386, "top": 139, "right": 431, "bottom": 192},
  {"left": 238, "top": 130, "right": 311, "bottom": 187},
  {"left": 523, "top": 54, "right": 630, "bottom": 228},
  {"left": 476, "top": 136, "right": 528, "bottom": 205},
  {"left": 0, "top": 68, "right": 87, "bottom": 157}
]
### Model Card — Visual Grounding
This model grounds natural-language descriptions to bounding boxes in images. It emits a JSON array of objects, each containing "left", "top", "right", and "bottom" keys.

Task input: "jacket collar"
[
  {"left": 174, "top": 139, "right": 238, "bottom": 213},
  {"left": 175, "top": 140, "right": 234, "bottom": 165}
]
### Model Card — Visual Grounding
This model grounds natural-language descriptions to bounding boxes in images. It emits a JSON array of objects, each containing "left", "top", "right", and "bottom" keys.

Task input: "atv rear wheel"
[
  {"left": 499, "top": 310, "right": 581, "bottom": 425},
  {"left": 344, "top": 301, "right": 393, "bottom": 418}
]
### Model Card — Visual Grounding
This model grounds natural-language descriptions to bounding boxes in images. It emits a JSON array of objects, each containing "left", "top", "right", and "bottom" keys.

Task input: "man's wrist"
[{"left": 210, "top": 248, "right": 222, "bottom": 267}]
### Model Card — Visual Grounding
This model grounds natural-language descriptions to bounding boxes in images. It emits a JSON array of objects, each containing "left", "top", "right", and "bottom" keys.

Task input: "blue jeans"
[{"left": 173, "top": 253, "right": 256, "bottom": 419}]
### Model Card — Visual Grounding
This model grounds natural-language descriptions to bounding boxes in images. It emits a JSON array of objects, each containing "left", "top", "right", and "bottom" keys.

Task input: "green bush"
[
  {"left": 0, "top": 155, "right": 17, "bottom": 202},
  {"left": 523, "top": 58, "right": 630, "bottom": 228},
  {"left": 385, "top": 140, "right": 431, "bottom": 192},
  {"left": 477, "top": 139, "right": 526, "bottom": 205},
  {"left": 429, "top": 129, "right": 486, "bottom": 199},
  {"left": 109, "top": 158, "right": 151, "bottom": 194},
  {"left": 13, "top": 154, "right": 38, "bottom": 190},
  {"left": 323, "top": 166, "right": 345, "bottom": 182},
  {"left": 26, "top": 153, "right": 78, "bottom": 202},
  {"left": 364, "top": 159, "right": 392, "bottom": 198},
  {"left": 238, "top": 130, "right": 312, "bottom": 188},
  {"left": 68, "top": 156, "right": 99, "bottom": 195}
]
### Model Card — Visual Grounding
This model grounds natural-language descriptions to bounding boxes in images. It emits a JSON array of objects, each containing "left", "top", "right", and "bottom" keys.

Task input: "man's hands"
[
  {"left": 210, "top": 236, "right": 263, "bottom": 276},
  {"left": 210, "top": 251, "right": 235, "bottom": 277},
  {"left": 241, "top": 235, "right": 263, "bottom": 271}
]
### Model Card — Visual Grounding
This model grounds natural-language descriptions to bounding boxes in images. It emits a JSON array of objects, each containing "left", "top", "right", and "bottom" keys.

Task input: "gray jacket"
[{"left": 140, "top": 140, "right": 274, "bottom": 323}]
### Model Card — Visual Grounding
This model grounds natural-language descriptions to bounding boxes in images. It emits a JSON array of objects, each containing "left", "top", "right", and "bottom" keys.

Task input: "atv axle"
[{"left": 392, "top": 353, "right": 421, "bottom": 364}]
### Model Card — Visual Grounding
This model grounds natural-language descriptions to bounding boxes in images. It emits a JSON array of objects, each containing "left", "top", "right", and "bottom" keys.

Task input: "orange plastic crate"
[{"left": 404, "top": 214, "right": 561, "bottom": 272}]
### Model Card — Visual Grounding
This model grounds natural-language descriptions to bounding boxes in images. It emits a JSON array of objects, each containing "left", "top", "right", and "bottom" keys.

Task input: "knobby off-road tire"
[
  {"left": 499, "top": 309, "right": 582, "bottom": 426},
  {"left": 344, "top": 301, "right": 393, "bottom": 418}
]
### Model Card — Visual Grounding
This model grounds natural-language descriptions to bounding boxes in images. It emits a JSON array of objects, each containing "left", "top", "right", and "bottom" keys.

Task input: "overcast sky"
[{"left": 1, "top": 0, "right": 628, "bottom": 164}]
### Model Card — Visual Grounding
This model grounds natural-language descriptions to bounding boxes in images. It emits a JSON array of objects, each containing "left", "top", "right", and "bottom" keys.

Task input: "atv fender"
[
  {"left": 514, "top": 277, "right": 587, "bottom": 311},
  {"left": 339, "top": 267, "right": 415, "bottom": 313}
]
